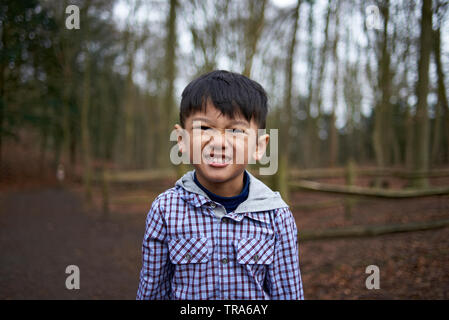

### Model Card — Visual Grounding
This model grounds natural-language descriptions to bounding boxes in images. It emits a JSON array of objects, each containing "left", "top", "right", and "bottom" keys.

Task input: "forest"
[{"left": 2, "top": 0, "right": 448, "bottom": 189}]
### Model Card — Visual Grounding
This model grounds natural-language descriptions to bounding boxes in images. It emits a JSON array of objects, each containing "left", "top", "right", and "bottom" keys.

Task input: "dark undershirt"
[{"left": 193, "top": 170, "right": 250, "bottom": 213}]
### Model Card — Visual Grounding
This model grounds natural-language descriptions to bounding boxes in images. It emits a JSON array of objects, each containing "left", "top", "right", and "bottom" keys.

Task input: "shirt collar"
[
  {"left": 178, "top": 187, "right": 273, "bottom": 225},
  {"left": 176, "top": 169, "right": 288, "bottom": 217}
]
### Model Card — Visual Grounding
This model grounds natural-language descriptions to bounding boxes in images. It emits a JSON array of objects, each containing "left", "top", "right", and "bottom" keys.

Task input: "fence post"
[
  {"left": 102, "top": 167, "right": 110, "bottom": 219},
  {"left": 344, "top": 159, "right": 356, "bottom": 220}
]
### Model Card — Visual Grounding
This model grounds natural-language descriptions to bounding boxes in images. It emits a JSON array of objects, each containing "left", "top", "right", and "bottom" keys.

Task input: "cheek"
[
  {"left": 185, "top": 134, "right": 199, "bottom": 158},
  {"left": 232, "top": 137, "right": 252, "bottom": 160},
  {"left": 186, "top": 133, "right": 216, "bottom": 160},
  {"left": 187, "top": 133, "right": 207, "bottom": 148},
  {"left": 245, "top": 134, "right": 258, "bottom": 153}
]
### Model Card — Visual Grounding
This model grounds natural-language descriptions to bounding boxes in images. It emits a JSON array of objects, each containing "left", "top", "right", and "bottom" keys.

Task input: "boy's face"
[{"left": 174, "top": 102, "right": 269, "bottom": 185}]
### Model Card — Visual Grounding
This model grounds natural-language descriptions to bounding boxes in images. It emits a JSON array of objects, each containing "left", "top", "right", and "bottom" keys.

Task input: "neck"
[{"left": 195, "top": 170, "right": 245, "bottom": 197}]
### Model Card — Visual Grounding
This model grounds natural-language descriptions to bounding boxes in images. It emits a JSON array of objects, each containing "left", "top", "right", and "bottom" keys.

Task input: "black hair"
[{"left": 179, "top": 70, "right": 268, "bottom": 129}]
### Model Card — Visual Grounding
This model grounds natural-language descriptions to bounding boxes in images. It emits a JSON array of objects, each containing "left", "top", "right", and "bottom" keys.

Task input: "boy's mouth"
[{"left": 203, "top": 153, "right": 233, "bottom": 166}]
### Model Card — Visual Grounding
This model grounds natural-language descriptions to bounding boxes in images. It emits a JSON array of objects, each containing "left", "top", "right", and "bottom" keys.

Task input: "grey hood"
[{"left": 174, "top": 169, "right": 288, "bottom": 213}]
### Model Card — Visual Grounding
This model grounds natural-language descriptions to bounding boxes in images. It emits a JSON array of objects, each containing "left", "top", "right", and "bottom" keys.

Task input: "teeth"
[{"left": 204, "top": 154, "right": 232, "bottom": 164}]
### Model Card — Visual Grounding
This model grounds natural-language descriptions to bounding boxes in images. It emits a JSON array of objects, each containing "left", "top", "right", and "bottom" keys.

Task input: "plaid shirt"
[{"left": 136, "top": 170, "right": 304, "bottom": 300}]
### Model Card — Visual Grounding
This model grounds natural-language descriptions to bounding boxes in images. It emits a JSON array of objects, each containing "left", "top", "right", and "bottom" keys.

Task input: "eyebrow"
[
  {"left": 191, "top": 117, "right": 213, "bottom": 124},
  {"left": 229, "top": 119, "right": 250, "bottom": 126},
  {"left": 191, "top": 117, "right": 249, "bottom": 126}
]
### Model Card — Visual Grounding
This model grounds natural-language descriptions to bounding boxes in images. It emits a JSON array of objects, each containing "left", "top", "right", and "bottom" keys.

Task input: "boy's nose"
[
  {"left": 207, "top": 131, "right": 236, "bottom": 154},
  {"left": 208, "top": 131, "right": 227, "bottom": 146}
]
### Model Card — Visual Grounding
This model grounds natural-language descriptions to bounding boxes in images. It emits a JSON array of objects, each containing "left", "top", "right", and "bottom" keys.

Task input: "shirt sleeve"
[
  {"left": 136, "top": 197, "right": 173, "bottom": 300},
  {"left": 265, "top": 207, "right": 304, "bottom": 300}
]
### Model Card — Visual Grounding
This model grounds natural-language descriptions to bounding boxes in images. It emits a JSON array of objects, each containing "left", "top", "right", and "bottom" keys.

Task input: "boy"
[{"left": 136, "top": 70, "right": 304, "bottom": 300}]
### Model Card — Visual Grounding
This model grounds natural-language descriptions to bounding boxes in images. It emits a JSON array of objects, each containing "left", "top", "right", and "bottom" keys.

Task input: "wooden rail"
[
  {"left": 102, "top": 169, "right": 176, "bottom": 183},
  {"left": 290, "top": 180, "right": 449, "bottom": 198},
  {"left": 300, "top": 218, "right": 449, "bottom": 241},
  {"left": 287, "top": 167, "right": 449, "bottom": 180},
  {"left": 93, "top": 168, "right": 449, "bottom": 241}
]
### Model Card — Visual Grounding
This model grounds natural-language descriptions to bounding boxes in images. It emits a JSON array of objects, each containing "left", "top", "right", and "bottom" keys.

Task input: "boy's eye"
[
  {"left": 227, "top": 128, "right": 245, "bottom": 134},
  {"left": 194, "top": 126, "right": 211, "bottom": 130}
]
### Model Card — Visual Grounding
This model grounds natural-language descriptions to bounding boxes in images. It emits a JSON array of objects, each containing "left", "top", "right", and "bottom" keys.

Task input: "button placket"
[
  {"left": 213, "top": 217, "right": 222, "bottom": 298},
  {"left": 218, "top": 208, "right": 230, "bottom": 297}
]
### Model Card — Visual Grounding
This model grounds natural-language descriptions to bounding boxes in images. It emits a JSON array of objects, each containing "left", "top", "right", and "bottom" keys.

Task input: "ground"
[
  {"left": 0, "top": 186, "right": 142, "bottom": 299},
  {"left": 0, "top": 174, "right": 448, "bottom": 299}
]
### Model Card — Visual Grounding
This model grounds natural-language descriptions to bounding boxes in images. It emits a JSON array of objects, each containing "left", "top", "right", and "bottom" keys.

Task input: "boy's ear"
[
  {"left": 174, "top": 124, "right": 187, "bottom": 153},
  {"left": 252, "top": 133, "right": 269, "bottom": 161}
]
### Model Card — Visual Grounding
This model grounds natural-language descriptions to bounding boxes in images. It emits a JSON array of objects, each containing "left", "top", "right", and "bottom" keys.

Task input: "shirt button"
[
  {"left": 184, "top": 253, "right": 191, "bottom": 260},
  {"left": 221, "top": 258, "right": 228, "bottom": 264},
  {"left": 209, "top": 202, "right": 216, "bottom": 208},
  {"left": 253, "top": 254, "right": 259, "bottom": 262}
]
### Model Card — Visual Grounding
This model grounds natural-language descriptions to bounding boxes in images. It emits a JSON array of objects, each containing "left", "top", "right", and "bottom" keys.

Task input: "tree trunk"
[
  {"left": 307, "top": 0, "right": 331, "bottom": 168},
  {"left": 432, "top": 28, "right": 448, "bottom": 165},
  {"left": 61, "top": 63, "right": 72, "bottom": 174},
  {"left": 81, "top": 52, "right": 92, "bottom": 202},
  {"left": 277, "top": 0, "right": 301, "bottom": 203},
  {"left": 412, "top": 0, "right": 432, "bottom": 188},
  {"left": 242, "top": 0, "right": 267, "bottom": 77},
  {"left": 123, "top": 54, "right": 135, "bottom": 168},
  {"left": 165, "top": 0, "right": 177, "bottom": 128},
  {"left": 305, "top": 0, "right": 316, "bottom": 168},
  {"left": 163, "top": 0, "right": 182, "bottom": 175},
  {"left": 405, "top": 107, "right": 414, "bottom": 171},
  {"left": 373, "top": 0, "right": 391, "bottom": 186},
  {"left": 401, "top": 9, "right": 414, "bottom": 171},
  {"left": 329, "top": 1, "right": 341, "bottom": 167},
  {"left": 165, "top": 0, "right": 178, "bottom": 123},
  {"left": 0, "top": 22, "right": 6, "bottom": 175}
]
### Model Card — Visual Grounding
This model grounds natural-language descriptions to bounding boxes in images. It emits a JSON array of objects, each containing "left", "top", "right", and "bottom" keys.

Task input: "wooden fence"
[{"left": 93, "top": 167, "right": 449, "bottom": 241}]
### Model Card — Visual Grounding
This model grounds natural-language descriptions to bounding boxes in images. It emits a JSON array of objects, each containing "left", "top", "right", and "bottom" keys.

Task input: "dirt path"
[{"left": 0, "top": 187, "right": 144, "bottom": 299}]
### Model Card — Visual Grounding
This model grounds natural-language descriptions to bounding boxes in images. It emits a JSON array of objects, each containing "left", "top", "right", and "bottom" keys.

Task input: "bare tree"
[
  {"left": 431, "top": 1, "right": 449, "bottom": 165},
  {"left": 81, "top": 51, "right": 92, "bottom": 201},
  {"left": 307, "top": 0, "right": 332, "bottom": 168},
  {"left": 277, "top": 0, "right": 301, "bottom": 202},
  {"left": 372, "top": 0, "right": 391, "bottom": 177},
  {"left": 242, "top": 0, "right": 267, "bottom": 77},
  {"left": 412, "top": 0, "right": 433, "bottom": 187},
  {"left": 329, "top": 0, "right": 341, "bottom": 167},
  {"left": 162, "top": 0, "right": 178, "bottom": 170}
]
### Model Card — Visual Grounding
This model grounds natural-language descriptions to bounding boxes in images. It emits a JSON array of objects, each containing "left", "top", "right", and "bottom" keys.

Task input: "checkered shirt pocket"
[
  {"left": 168, "top": 237, "right": 209, "bottom": 264},
  {"left": 236, "top": 237, "right": 275, "bottom": 265}
]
